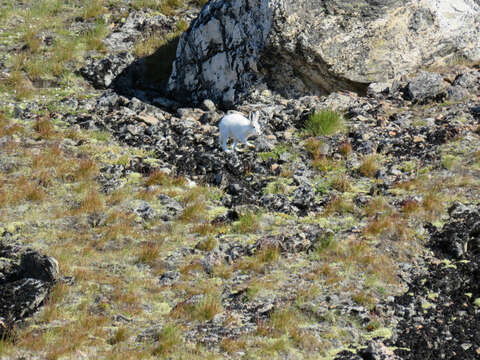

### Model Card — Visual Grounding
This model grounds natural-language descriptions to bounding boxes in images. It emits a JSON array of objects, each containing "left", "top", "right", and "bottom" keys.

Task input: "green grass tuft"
[{"left": 305, "top": 110, "right": 344, "bottom": 136}]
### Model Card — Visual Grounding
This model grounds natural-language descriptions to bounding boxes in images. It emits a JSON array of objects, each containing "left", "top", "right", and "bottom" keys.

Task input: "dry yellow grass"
[
  {"left": 73, "top": 188, "right": 104, "bottom": 214},
  {"left": 33, "top": 116, "right": 56, "bottom": 139},
  {"left": 359, "top": 154, "right": 379, "bottom": 177}
]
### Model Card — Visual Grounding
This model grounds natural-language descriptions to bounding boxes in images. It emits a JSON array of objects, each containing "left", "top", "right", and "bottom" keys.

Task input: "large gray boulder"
[{"left": 167, "top": 0, "right": 480, "bottom": 105}]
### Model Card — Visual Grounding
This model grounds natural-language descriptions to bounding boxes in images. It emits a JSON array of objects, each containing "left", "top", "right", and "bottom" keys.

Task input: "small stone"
[
  {"left": 367, "top": 82, "right": 390, "bottom": 97},
  {"left": 201, "top": 99, "right": 216, "bottom": 112},
  {"left": 127, "top": 124, "right": 141, "bottom": 135},
  {"left": 261, "top": 89, "right": 272, "bottom": 97},
  {"left": 152, "top": 97, "right": 179, "bottom": 109},
  {"left": 284, "top": 128, "right": 295, "bottom": 140},
  {"left": 136, "top": 112, "right": 159, "bottom": 126},
  {"left": 227, "top": 183, "right": 242, "bottom": 196}
]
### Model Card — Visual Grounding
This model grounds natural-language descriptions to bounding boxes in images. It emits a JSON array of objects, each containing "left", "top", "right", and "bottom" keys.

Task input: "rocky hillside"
[{"left": 0, "top": 0, "right": 479, "bottom": 359}]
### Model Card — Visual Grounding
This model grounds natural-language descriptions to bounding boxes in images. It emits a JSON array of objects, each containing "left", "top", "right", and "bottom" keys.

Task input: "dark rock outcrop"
[
  {"left": 389, "top": 203, "right": 480, "bottom": 359},
  {"left": 0, "top": 242, "right": 59, "bottom": 336}
]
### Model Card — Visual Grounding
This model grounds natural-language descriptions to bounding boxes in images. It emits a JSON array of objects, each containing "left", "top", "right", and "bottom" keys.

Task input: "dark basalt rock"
[
  {"left": 335, "top": 341, "right": 401, "bottom": 360},
  {"left": 336, "top": 203, "right": 480, "bottom": 360},
  {"left": 0, "top": 242, "right": 59, "bottom": 337},
  {"left": 387, "top": 203, "right": 480, "bottom": 359},
  {"left": 427, "top": 202, "right": 480, "bottom": 260},
  {"left": 471, "top": 106, "right": 480, "bottom": 119}
]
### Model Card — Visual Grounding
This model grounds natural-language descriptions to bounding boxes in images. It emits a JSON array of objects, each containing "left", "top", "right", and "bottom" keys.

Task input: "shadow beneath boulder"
[{"left": 110, "top": 34, "right": 181, "bottom": 109}]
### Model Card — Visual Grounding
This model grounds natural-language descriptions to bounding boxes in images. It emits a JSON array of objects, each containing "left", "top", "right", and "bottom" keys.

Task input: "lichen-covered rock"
[
  {"left": 168, "top": 0, "right": 480, "bottom": 105},
  {"left": 405, "top": 71, "right": 448, "bottom": 103},
  {"left": 80, "top": 52, "right": 135, "bottom": 89}
]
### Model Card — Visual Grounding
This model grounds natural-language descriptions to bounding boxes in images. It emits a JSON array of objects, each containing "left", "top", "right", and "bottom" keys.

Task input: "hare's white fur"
[{"left": 218, "top": 111, "right": 261, "bottom": 152}]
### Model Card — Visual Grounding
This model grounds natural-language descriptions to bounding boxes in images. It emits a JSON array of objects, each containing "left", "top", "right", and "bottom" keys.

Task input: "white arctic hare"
[{"left": 218, "top": 111, "right": 261, "bottom": 152}]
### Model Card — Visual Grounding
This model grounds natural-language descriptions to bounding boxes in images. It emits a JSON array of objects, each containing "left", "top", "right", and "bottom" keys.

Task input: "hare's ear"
[
  {"left": 248, "top": 112, "right": 253, "bottom": 123},
  {"left": 252, "top": 111, "right": 259, "bottom": 124}
]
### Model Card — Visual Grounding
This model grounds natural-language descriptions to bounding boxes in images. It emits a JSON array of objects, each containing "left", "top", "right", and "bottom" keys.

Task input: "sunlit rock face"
[{"left": 167, "top": 0, "right": 480, "bottom": 105}]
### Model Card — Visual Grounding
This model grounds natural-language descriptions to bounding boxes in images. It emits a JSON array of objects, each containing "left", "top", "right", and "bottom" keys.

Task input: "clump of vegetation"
[
  {"left": 305, "top": 110, "right": 344, "bottom": 136},
  {"left": 179, "top": 187, "right": 208, "bottom": 223},
  {"left": 338, "top": 140, "right": 353, "bottom": 157},
  {"left": 220, "top": 337, "right": 248, "bottom": 355},
  {"left": 74, "top": 188, "right": 104, "bottom": 214},
  {"left": 353, "top": 291, "right": 376, "bottom": 310},
  {"left": 364, "top": 197, "right": 391, "bottom": 217},
  {"left": 422, "top": 189, "right": 443, "bottom": 220},
  {"left": 195, "top": 236, "right": 218, "bottom": 252},
  {"left": 82, "top": 20, "right": 108, "bottom": 53},
  {"left": 313, "top": 232, "right": 337, "bottom": 255},
  {"left": 11, "top": 176, "right": 47, "bottom": 203},
  {"left": 160, "top": 0, "right": 184, "bottom": 15},
  {"left": 323, "top": 196, "right": 355, "bottom": 216},
  {"left": 305, "top": 137, "right": 340, "bottom": 172},
  {"left": 108, "top": 327, "right": 129, "bottom": 345},
  {"left": 192, "top": 222, "right": 222, "bottom": 236},
  {"left": 192, "top": 0, "right": 209, "bottom": 7},
  {"left": 131, "top": 0, "right": 164, "bottom": 11},
  {"left": 0, "top": 113, "right": 23, "bottom": 137},
  {"left": 74, "top": 159, "right": 99, "bottom": 181},
  {"left": 82, "top": 0, "right": 106, "bottom": 20},
  {"left": 259, "top": 144, "right": 289, "bottom": 161},
  {"left": 305, "top": 137, "right": 326, "bottom": 158},
  {"left": 1, "top": 70, "right": 34, "bottom": 99},
  {"left": 137, "top": 240, "right": 163, "bottom": 265},
  {"left": 194, "top": 294, "right": 223, "bottom": 321},
  {"left": 236, "top": 245, "right": 281, "bottom": 273},
  {"left": 269, "top": 307, "right": 301, "bottom": 335},
  {"left": 359, "top": 154, "right": 380, "bottom": 178},
  {"left": 331, "top": 175, "right": 352, "bottom": 192},
  {"left": 401, "top": 198, "right": 421, "bottom": 215},
  {"left": 264, "top": 178, "right": 293, "bottom": 195},
  {"left": 441, "top": 154, "right": 458, "bottom": 170},
  {"left": 151, "top": 324, "right": 182, "bottom": 357},
  {"left": 363, "top": 213, "right": 412, "bottom": 242},
  {"left": 33, "top": 116, "right": 56, "bottom": 139},
  {"left": 232, "top": 211, "right": 260, "bottom": 234},
  {"left": 145, "top": 170, "right": 185, "bottom": 187}
]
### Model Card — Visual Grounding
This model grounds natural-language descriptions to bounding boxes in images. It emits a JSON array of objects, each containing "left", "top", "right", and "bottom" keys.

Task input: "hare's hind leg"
[
  {"left": 232, "top": 138, "right": 239, "bottom": 152},
  {"left": 220, "top": 135, "right": 230, "bottom": 152}
]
